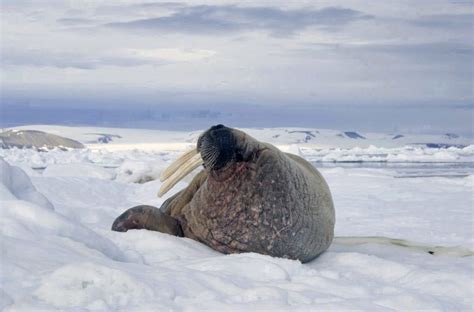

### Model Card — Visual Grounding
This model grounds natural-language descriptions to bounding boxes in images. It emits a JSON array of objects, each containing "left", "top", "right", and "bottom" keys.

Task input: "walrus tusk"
[
  {"left": 158, "top": 153, "right": 203, "bottom": 197},
  {"left": 160, "top": 148, "right": 199, "bottom": 182}
]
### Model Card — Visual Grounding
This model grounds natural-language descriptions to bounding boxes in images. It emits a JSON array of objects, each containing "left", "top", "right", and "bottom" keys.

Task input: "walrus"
[{"left": 112, "top": 125, "right": 335, "bottom": 263}]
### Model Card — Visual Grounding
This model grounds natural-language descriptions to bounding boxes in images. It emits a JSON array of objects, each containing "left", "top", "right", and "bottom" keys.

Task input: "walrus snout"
[{"left": 197, "top": 124, "right": 236, "bottom": 170}]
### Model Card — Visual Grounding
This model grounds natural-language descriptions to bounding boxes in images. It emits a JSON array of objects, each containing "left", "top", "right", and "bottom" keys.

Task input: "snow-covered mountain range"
[{"left": 4, "top": 124, "right": 472, "bottom": 148}]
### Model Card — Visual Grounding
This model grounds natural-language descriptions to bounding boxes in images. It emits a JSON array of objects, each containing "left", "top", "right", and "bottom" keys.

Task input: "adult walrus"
[{"left": 112, "top": 125, "right": 335, "bottom": 263}]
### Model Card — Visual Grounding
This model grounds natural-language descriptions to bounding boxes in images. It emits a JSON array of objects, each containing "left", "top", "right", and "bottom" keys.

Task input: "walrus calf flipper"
[{"left": 112, "top": 205, "right": 183, "bottom": 236}]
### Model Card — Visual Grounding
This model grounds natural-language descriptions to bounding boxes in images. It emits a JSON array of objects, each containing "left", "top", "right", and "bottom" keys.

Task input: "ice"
[
  {"left": 301, "top": 145, "right": 473, "bottom": 163},
  {"left": 0, "top": 158, "right": 54, "bottom": 210},
  {"left": 0, "top": 125, "right": 472, "bottom": 310},
  {"left": 43, "top": 163, "right": 115, "bottom": 180},
  {"left": 115, "top": 159, "right": 167, "bottom": 184}
]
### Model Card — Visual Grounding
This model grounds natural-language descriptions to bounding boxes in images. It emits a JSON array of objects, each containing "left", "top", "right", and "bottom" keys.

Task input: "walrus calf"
[{"left": 112, "top": 125, "right": 335, "bottom": 263}]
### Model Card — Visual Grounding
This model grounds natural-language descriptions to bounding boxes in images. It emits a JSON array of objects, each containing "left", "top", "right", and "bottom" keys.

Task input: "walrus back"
[
  {"left": 182, "top": 145, "right": 335, "bottom": 263},
  {"left": 255, "top": 147, "right": 335, "bottom": 262}
]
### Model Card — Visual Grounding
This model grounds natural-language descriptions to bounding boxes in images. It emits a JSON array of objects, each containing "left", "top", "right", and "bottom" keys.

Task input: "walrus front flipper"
[
  {"left": 160, "top": 190, "right": 185, "bottom": 215},
  {"left": 162, "top": 170, "right": 208, "bottom": 219},
  {"left": 111, "top": 205, "right": 183, "bottom": 236}
]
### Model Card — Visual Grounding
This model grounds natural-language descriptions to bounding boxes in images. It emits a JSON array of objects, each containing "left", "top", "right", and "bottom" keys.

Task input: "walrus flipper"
[
  {"left": 164, "top": 170, "right": 208, "bottom": 219},
  {"left": 111, "top": 205, "right": 183, "bottom": 236},
  {"left": 160, "top": 190, "right": 185, "bottom": 215}
]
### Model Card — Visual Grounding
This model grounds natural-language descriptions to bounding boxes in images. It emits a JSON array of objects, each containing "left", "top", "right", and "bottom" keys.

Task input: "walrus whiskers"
[
  {"left": 160, "top": 148, "right": 199, "bottom": 182},
  {"left": 200, "top": 146, "right": 218, "bottom": 169},
  {"left": 199, "top": 135, "right": 219, "bottom": 169},
  {"left": 158, "top": 153, "right": 204, "bottom": 197}
]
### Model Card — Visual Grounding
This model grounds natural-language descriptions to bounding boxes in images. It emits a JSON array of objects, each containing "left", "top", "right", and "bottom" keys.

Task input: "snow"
[
  {"left": 0, "top": 125, "right": 473, "bottom": 310},
  {"left": 0, "top": 158, "right": 53, "bottom": 210},
  {"left": 43, "top": 163, "right": 115, "bottom": 180},
  {"left": 115, "top": 159, "right": 167, "bottom": 184}
]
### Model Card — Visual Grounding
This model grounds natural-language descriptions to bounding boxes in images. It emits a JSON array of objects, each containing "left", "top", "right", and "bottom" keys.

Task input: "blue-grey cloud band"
[{"left": 1, "top": 1, "right": 472, "bottom": 135}]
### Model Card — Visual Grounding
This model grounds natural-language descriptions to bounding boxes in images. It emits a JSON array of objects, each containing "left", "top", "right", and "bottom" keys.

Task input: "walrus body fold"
[{"left": 112, "top": 125, "right": 335, "bottom": 263}]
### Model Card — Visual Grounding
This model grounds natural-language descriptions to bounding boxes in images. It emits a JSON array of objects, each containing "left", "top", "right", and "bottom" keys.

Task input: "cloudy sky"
[{"left": 1, "top": 0, "right": 472, "bottom": 134}]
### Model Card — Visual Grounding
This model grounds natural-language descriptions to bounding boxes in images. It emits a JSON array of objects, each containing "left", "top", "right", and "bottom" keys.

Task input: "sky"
[{"left": 1, "top": 0, "right": 473, "bottom": 135}]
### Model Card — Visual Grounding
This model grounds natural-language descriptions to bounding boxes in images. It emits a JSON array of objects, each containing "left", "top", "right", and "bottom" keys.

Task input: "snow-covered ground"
[{"left": 1, "top": 125, "right": 473, "bottom": 311}]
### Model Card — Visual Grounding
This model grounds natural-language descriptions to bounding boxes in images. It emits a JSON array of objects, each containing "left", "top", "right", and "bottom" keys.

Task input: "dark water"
[{"left": 312, "top": 162, "right": 474, "bottom": 178}]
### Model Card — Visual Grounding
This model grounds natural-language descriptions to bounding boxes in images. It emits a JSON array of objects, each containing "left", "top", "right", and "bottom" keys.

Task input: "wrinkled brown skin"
[{"left": 113, "top": 127, "right": 335, "bottom": 263}]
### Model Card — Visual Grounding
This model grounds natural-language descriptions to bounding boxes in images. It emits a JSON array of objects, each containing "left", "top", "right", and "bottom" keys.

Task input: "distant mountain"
[
  {"left": 444, "top": 133, "right": 459, "bottom": 139},
  {"left": 338, "top": 131, "right": 366, "bottom": 139},
  {"left": 287, "top": 130, "right": 318, "bottom": 143},
  {"left": 0, "top": 130, "right": 84, "bottom": 150},
  {"left": 85, "top": 133, "right": 123, "bottom": 144},
  {"left": 5, "top": 125, "right": 473, "bottom": 150}
]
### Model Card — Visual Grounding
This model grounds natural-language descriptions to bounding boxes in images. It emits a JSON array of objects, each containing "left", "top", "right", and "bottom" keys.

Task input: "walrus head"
[
  {"left": 158, "top": 124, "right": 259, "bottom": 197},
  {"left": 197, "top": 124, "right": 237, "bottom": 170}
]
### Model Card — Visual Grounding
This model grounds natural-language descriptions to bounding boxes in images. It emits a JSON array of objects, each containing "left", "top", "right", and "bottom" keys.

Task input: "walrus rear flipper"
[{"left": 111, "top": 205, "right": 183, "bottom": 237}]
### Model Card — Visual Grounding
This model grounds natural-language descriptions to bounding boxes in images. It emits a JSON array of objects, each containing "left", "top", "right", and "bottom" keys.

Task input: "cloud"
[
  {"left": 105, "top": 5, "right": 373, "bottom": 36},
  {"left": 92, "top": 2, "right": 184, "bottom": 19},
  {"left": 2, "top": 0, "right": 472, "bottom": 115},
  {"left": 361, "top": 42, "right": 473, "bottom": 65},
  {"left": 412, "top": 13, "right": 473, "bottom": 30},
  {"left": 374, "top": 41, "right": 469, "bottom": 57},
  {"left": 2, "top": 49, "right": 103, "bottom": 70},
  {"left": 1, "top": 48, "right": 216, "bottom": 69},
  {"left": 131, "top": 2, "right": 186, "bottom": 10},
  {"left": 122, "top": 48, "right": 216, "bottom": 62},
  {"left": 57, "top": 18, "right": 97, "bottom": 26},
  {"left": 299, "top": 41, "right": 473, "bottom": 63}
]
